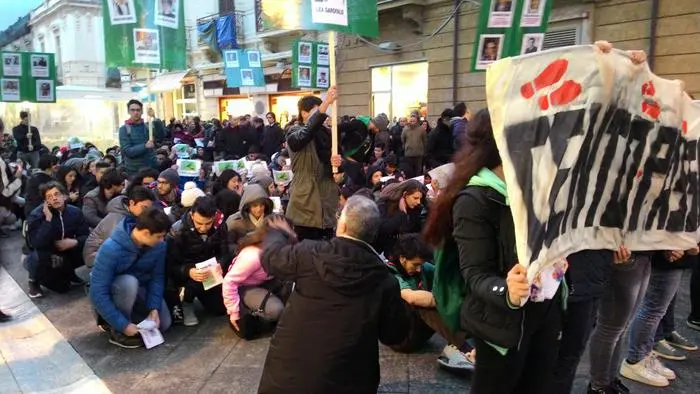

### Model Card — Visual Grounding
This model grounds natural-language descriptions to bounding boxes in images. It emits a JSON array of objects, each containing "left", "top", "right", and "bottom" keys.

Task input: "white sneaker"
[
  {"left": 436, "top": 345, "right": 475, "bottom": 371},
  {"left": 620, "top": 358, "right": 669, "bottom": 387},
  {"left": 647, "top": 353, "right": 676, "bottom": 380},
  {"left": 182, "top": 302, "right": 199, "bottom": 326}
]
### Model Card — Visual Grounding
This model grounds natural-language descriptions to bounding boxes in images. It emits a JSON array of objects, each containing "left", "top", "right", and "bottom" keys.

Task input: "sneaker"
[
  {"left": 436, "top": 345, "right": 475, "bottom": 371},
  {"left": 687, "top": 318, "right": 700, "bottom": 332},
  {"left": 666, "top": 331, "right": 698, "bottom": 351},
  {"left": 69, "top": 273, "right": 86, "bottom": 287},
  {"left": 620, "top": 358, "right": 669, "bottom": 387},
  {"left": 108, "top": 330, "right": 142, "bottom": 349},
  {"left": 27, "top": 280, "right": 44, "bottom": 298},
  {"left": 647, "top": 353, "right": 676, "bottom": 380},
  {"left": 612, "top": 378, "right": 630, "bottom": 394},
  {"left": 182, "top": 302, "right": 199, "bottom": 326},
  {"left": 171, "top": 304, "right": 184, "bottom": 325},
  {"left": 586, "top": 383, "right": 615, "bottom": 394},
  {"left": 653, "top": 339, "right": 686, "bottom": 361}
]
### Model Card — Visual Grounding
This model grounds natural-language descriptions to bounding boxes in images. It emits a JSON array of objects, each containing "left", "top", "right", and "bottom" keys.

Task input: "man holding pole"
[
  {"left": 119, "top": 99, "right": 157, "bottom": 176},
  {"left": 13, "top": 111, "right": 41, "bottom": 169}
]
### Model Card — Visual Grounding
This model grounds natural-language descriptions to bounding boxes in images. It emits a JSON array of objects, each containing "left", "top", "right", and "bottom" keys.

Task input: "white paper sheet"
[
  {"left": 137, "top": 319, "right": 164, "bottom": 349},
  {"left": 195, "top": 257, "right": 224, "bottom": 291}
]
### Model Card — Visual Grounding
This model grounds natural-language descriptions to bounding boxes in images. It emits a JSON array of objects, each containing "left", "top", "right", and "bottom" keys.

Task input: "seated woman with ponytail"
[{"left": 424, "top": 108, "right": 563, "bottom": 393}]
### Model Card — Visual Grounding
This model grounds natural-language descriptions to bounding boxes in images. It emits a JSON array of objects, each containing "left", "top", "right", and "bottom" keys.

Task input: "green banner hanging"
[
  {"left": 255, "top": 0, "right": 379, "bottom": 37},
  {"left": 102, "top": 0, "right": 187, "bottom": 70},
  {"left": 291, "top": 40, "right": 330, "bottom": 90},
  {"left": 1, "top": 51, "right": 56, "bottom": 103},
  {"left": 471, "top": 0, "right": 553, "bottom": 72}
]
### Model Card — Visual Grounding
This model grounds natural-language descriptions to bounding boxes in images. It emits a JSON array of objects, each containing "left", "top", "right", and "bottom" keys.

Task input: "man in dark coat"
[
  {"left": 258, "top": 195, "right": 409, "bottom": 394},
  {"left": 12, "top": 111, "right": 42, "bottom": 168},
  {"left": 261, "top": 112, "right": 285, "bottom": 159}
]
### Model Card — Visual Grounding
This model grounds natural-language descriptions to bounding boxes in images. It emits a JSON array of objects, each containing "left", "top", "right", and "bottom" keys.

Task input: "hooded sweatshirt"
[
  {"left": 83, "top": 196, "right": 131, "bottom": 268},
  {"left": 258, "top": 233, "right": 410, "bottom": 394},
  {"left": 227, "top": 184, "right": 273, "bottom": 251},
  {"left": 222, "top": 245, "right": 271, "bottom": 320}
]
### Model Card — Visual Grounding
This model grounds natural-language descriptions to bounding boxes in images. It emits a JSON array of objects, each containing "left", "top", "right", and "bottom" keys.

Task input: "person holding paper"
[
  {"left": 167, "top": 196, "right": 230, "bottom": 326},
  {"left": 119, "top": 100, "right": 157, "bottom": 176},
  {"left": 222, "top": 215, "right": 289, "bottom": 339},
  {"left": 227, "top": 184, "right": 273, "bottom": 255},
  {"left": 90, "top": 207, "right": 172, "bottom": 349},
  {"left": 285, "top": 87, "right": 342, "bottom": 241}
]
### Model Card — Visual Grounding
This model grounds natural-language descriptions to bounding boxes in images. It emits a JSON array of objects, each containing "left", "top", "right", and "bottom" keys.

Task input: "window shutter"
[{"left": 543, "top": 28, "right": 579, "bottom": 50}]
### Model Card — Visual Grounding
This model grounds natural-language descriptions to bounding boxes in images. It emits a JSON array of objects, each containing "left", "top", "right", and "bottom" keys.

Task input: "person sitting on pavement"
[
  {"left": 89, "top": 207, "right": 172, "bottom": 349},
  {"left": 156, "top": 168, "right": 184, "bottom": 222},
  {"left": 167, "top": 195, "right": 230, "bottom": 327},
  {"left": 80, "top": 160, "right": 111, "bottom": 197},
  {"left": 387, "top": 233, "right": 475, "bottom": 371},
  {"left": 27, "top": 182, "right": 89, "bottom": 297},
  {"left": 226, "top": 183, "right": 273, "bottom": 255},
  {"left": 256, "top": 195, "right": 409, "bottom": 394},
  {"left": 222, "top": 216, "right": 289, "bottom": 339},
  {"left": 179, "top": 181, "right": 206, "bottom": 212},
  {"left": 82, "top": 168, "right": 125, "bottom": 228},
  {"left": 83, "top": 185, "right": 155, "bottom": 269}
]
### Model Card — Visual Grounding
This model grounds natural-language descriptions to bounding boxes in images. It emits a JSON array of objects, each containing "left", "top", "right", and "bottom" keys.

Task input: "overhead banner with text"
[
  {"left": 486, "top": 45, "right": 700, "bottom": 282},
  {"left": 254, "top": 0, "right": 379, "bottom": 37},
  {"left": 102, "top": 0, "right": 186, "bottom": 70}
]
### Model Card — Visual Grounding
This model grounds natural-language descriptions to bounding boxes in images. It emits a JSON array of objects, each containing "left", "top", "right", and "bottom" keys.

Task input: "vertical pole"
[
  {"left": 146, "top": 69, "right": 154, "bottom": 142},
  {"left": 329, "top": 31, "right": 338, "bottom": 173}
]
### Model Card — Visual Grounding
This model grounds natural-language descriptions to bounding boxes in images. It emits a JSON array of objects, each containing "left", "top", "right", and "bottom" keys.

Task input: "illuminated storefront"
[{"left": 371, "top": 62, "right": 428, "bottom": 120}]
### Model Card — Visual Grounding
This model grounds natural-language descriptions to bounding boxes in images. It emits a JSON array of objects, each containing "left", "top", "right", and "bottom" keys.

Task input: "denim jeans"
[
  {"left": 112, "top": 275, "right": 172, "bottom": 332},
  {"left": 691, "top": 261, "right": 700, "bottom": 321},
  {"left": 626, "top": 268, "right": 684, "bottom": 363},
  {"left": 588, "top": 254, "right": 651, "bottom": 389},
  {"left": 654, "top": 294, "right": 677, "bottom": 342}
]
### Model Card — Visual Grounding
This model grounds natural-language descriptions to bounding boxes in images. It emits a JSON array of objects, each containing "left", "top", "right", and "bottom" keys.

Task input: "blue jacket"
[
  {"left": 27, "top": 203, "right": 89, "bottom": 252},
  {"left": 89, "top": 217, "right": 166, "bottom": 332},
  {"left": 119, "top": 121, "right": 156, "bottom": 175}
]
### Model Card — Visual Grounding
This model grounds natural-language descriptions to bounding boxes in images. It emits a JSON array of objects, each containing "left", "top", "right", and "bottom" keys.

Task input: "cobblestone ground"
[{"left": 0, "top": 235, "right": 698, "bottom": 393}]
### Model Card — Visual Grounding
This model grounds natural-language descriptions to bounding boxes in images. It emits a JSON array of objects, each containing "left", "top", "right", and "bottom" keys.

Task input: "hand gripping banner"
[{"left": 486, "top": 45, "right": 700, "bottom": 288}]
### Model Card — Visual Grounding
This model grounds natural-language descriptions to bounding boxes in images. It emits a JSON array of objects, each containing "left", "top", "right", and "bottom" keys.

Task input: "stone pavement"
[{"left": 1, "top": 234, "right": 699, "bottom": 393}]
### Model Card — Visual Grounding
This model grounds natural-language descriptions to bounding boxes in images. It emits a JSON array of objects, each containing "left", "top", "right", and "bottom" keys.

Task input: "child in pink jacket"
[{"left": 222, "top": 223, "right": 285, "bottom": 334}]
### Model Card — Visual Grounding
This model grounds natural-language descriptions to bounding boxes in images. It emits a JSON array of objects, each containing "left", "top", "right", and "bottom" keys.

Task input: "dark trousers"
[
  {"left": 471, "top": 296, "right": 562, "bottom": 394},
  {"left": 402, "top": 156, "right": 423, "bottom": 179},
  {"left": 183, "top": 280, "right": 227, "bottom": 315},
  {"left": 294, "top": 225, "right": 334, "bottom": 241},
  {"left": 391, "top": 304, "right": 466, "bottom": 353},
  {"left": 549, "top": 299, "right": 599, "bottom": 394},
  {"left": 691, "top": 261, "right": 700, "bottom": 321}
]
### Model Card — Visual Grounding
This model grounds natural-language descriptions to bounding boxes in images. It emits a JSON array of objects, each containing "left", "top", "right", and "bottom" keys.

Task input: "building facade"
[{"left": 335, "top": 0, "right": 700, "bottom": 120}]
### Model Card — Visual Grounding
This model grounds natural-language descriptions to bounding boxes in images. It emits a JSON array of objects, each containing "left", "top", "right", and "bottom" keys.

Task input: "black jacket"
[
  {"left": 426, "top": 121, "right": 454, "bottom": 165},
  {"left": 25, "top": 171, "right": 54, "bottom": 216},
  {"left": 258, "top": 233, "right": 409, "bottom": 394},
  {"left": 12, "top": 124, "right": 41, "bottom": 153},
  {"left": 453, "top": 186, "right": 523, "bottom": 348},
  {"left": 566, "top": 249, "right": 613, "bottom": 303},
  {"left": 216, "top": 126, "right": 247, "bottom": 159},
  {"left": 167, "top": 210, "right": 231, "bottom": 287},
  {"left": 374, "top": 200, "right": 422, "bottom": 259},
  {"left": 261, "top": 123, "right": 285, "bottom": 159}
]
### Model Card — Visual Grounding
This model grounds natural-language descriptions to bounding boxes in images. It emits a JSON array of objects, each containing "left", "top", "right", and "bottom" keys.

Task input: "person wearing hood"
[
  {"left": 168, "top": 196, "right": 230, "bottom": 326},
  {"left": 82, "top": 168, "right": 125, "bottom": 228},
  {"left": 427, "top": 109, "right": 455, "bottom": 169},
  {"left": 119, "top": 100, "right": 156, "bottom": 176},
  {"left": 250, "top": 174, "right": 276, "bottom": 197},
  {"left": 156, "top": 168, "right": 184, "bottom": 222},
  {"left": 227, "top": 184, "right": 273, "bottom": 255},
  {"left": 83, "top": 185, "right": 155, "bottom": 269},
  {"left": 369, "top": 113, "right": 390, "bottom": 150},
  {"left": 401, "top": 113, "right": 426, "bottom": 179},
  {"left": 90, "top": 207, "right": 172, "bottom": 349},
  {"left": 285, "top": 87, "right": 342, "bottom": 241},
  {"left": 374, "top": 179, "right": 425, "bottom": 260},
  {"left": 257, "top": 196, "right": 409, "bottom": 394}
]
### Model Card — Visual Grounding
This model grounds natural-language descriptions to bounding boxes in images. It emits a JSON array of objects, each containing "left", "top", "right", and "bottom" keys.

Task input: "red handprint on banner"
[
  {"left": 520, "top": 59, "right": 583, "bottom": 110},
  {"left": 641, "top": 80, "right": 661, "bottom": 120}
]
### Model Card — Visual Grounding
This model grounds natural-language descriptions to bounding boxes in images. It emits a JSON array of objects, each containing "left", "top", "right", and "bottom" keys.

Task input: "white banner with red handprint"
[{"left": 486, "top": 45, "right": 700, "bottom": 287}]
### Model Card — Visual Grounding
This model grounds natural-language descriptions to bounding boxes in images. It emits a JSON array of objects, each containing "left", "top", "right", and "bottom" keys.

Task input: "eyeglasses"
[{"left": 129, "top": 107, "right": 142, "bottom": 112}]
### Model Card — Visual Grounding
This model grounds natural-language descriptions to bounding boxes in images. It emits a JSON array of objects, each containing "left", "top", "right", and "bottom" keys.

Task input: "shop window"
[{"left": 371, "top": 62, "right": 428, "bottom": 121}]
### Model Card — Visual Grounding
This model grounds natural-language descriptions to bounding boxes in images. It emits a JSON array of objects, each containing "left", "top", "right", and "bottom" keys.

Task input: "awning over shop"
[{"left": 149, "top": 71, "right": 189, "bottom": 93}]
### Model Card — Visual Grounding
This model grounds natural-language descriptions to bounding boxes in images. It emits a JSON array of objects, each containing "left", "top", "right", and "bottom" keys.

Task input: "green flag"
[
  {"left": 255, "top": 0, "right": 379, "bottom": 37},
  {"left": 102, "top": 0, "right": 186, "bottom": 70}
]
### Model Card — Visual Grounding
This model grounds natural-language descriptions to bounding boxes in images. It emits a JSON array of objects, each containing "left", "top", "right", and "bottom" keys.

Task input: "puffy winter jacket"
[
  {"left": 222, "top": 245, "right": 271, "bottom": 320},
  {"left": 83, "top": 196, "right": 132, "bottom": 268},
  {"left": 90, "top": 217, "right": 166, "bottom": 332},
  {"left": 82, "top": 186, "right": 111, "bottom": 228}
]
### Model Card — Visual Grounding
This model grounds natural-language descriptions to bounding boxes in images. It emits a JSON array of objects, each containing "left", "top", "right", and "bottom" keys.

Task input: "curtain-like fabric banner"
[
  {"left": 486, "top": 45, "right": 700, "bottom": 285},
  {"left": 216, "top": 15, "right": 236, "bottom": 50},
  {"left": 197, "top": 20, "right": 219, "bottom": 53}
]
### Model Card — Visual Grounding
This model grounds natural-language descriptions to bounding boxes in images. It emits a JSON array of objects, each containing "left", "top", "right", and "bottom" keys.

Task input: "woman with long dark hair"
[
  {"left": 374, "top": 179, "right": 425, "bottom": 260},
  {"left": 423, "top": 108, "right": 562, "bottom": 393},
  {"left": 57, "top": 165, "right": 82, "bottom": 208}
]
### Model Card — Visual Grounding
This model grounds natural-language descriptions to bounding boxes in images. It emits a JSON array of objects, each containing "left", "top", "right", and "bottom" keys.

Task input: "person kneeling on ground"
[
  {"left": 83, "top": 185, "right": 155, "bottom": 269},
  {"left": 222, "top": 215, "right": 291, "bottom": 339},
  {"left": 167, "top": 195, "right": 230, "bottom": 326},
  {"left": 387, "top": 233, "right": 475, "bottom": 371},
  {"left": 82, "top": 168, "right": 125, "bottom": 228},
  {"left": 27, "top": 182, "right": 89, "bottom": 297},
  {"left": 257, "top": 195, "right": 409, "bottom": 394},
  {"left": 89, "top": 207, "right": 172, "bottom": 349},
  {"left": 227, "top": 183, "right": 273, "bottom": 255}
]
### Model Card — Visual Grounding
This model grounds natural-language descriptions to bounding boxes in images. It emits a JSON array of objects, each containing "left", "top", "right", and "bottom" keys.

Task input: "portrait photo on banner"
[
  {"left": 476, "top": 34, "right": 504, "bottom": 70},
  {"left": 521, "top": 0, "right": 546, "bottom": 27},
  {"left": 2, "top": 53, "right": 21, "bottom": 77},
  {"left": 30, "top": 55, "right": 49, "bottom": 78},
  {"left": 298, "top": 42, "right": 312, "bottom": 64},
  {"left": 225, "top": 51, "right": 239, "bottom": 68},
  {"left": 155, "top": 0, "right": 179, "bottom": 29},
  {"left": 108, "top": 0, "right": 137, "bottom": 25},
  {"left": 248, "top": 51, "right": 261, "bottom": 68},
  {"left": 298, "top": 65, "right": 312, "bottom": 87},
  {"left": 134, "top": 29, "right": 161, "bottom": 64},
  {"left": 240, "top": 69, "right": 254, "bottom": 86},
  {"left": 1, "top": 79, "right": 19, "bottom": 101},
  {"left": 36, "top": 80, "right": 54, "bottom": 102},
  {"left": 317, "top": 44, "right": 330, "bottom": 66},
  {"left": 317, "top": 67, "right": 329, "bottom": 88},
  {"left": 521, "top": 33, "right": 544, "bottom": 55},
  {"left": 488, "top": 0, "right": 516, "bottom": 28}
]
